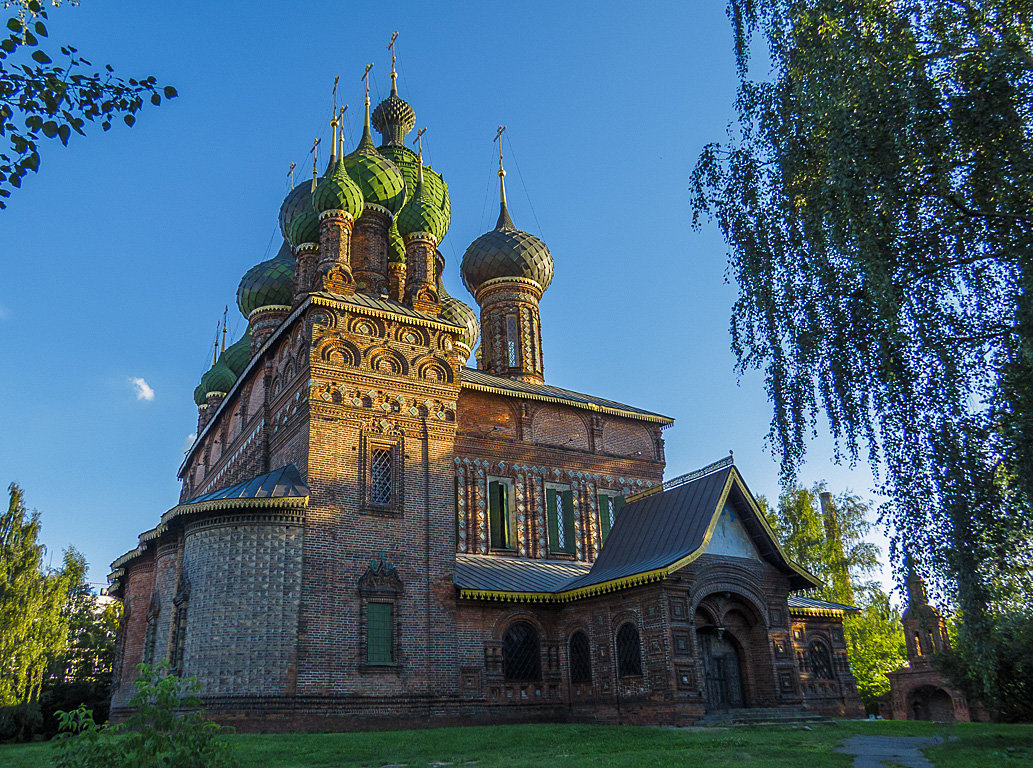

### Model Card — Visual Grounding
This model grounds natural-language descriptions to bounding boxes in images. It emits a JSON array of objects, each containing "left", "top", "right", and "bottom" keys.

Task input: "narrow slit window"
[
  {"left": 370, "top": 447, "right": 393, "bottom": 505},
  {"left": 506, "top": 314, "right": 520, "bottom": 368}
]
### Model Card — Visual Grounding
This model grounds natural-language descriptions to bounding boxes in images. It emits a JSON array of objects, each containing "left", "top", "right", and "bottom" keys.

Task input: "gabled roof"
[
  {"left": 459, "top": 367, "right": 674, "bottom": 425},
  {"left": 454, "top": 461, "right": 820, "bottom": 602},
  {"left": 788, "top": 595, "right": 860, "bottom": 616}
]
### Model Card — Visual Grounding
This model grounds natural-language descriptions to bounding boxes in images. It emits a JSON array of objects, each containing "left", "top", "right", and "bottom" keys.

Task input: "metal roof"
[
  {"left": 787, "top": 595, "right": 859, "bottom": 613},
  {"left": 459, "top": 367, "right": 674, "bottom": 425},
  {"left": 181, "top": 463, "right": 308, "bottom": 506},
  {"left": 455, "top": 554, "right": 590, "bottom": 593},
  {"left": 310, "top": 291, "right": 464, "bottom": 331}
]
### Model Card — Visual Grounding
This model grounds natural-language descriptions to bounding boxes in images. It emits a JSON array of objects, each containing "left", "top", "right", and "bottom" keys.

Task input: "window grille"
[
  {"left": 370, "top": 447, "right": 393, "bottom": 505},
  {"left": 503, "top": 621, "right": 541, "bottom": 682},
  {"left": 367, "top": 602, "right": 393, "bottom": 665},
  {"left": 569, "top": 631, "right": 591, "bottom": 684},
  {"left": 808, "top": 640, "right": 835, "bottom": 680},
  {"left": 616, "top": 622, "right": 642, "bottom": 677},
  {"left": 506, "top": 314, "right": 520, "bottom": 368}
]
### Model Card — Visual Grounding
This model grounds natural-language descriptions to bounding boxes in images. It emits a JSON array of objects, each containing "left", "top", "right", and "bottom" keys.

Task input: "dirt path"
[{"left": 835, "top": 734, "right": 945, "bottom": 768}]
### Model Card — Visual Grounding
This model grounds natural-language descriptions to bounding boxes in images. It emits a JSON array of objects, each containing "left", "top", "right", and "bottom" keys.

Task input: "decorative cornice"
[
  {"left": 475, "top": 276, "right": 543, "bottom": 302},
  {"left": 363, "top": 202, "right": 394, "bottom": 219},
  {"left": 787, "top": 605, "right": 853, "bottom": 618},
  {"left": 318, "top": 209, "right": 355, "bottom": 225},
  {"left": 401, "top": 230, "right": 437, "bottom": 244},
  {"left": 247, "top": 304, "right": 291, "bottom": 321},
  {"left": 296, "top": 242, "right": 319, "bottom": 252},
  {"left": 309, "top": 294, "right": 461, "bottom": 333}
]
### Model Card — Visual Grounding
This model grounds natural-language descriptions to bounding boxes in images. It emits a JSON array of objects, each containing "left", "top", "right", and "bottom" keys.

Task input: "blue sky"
[{"left": 0, "top": 1, "right": 892, "bottom": 592}]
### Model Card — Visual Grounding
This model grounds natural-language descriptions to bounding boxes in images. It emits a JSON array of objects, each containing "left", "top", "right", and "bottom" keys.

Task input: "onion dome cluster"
[
  {"left": 312, "top": 155, "right": 364, "bottom": 220},
  {"left": 379, "top": 143, "right": 451, "bottom": 239},
  {"left": 236, "top": 241, "right": 295, "bottom": 317},
  {"left": 397, "top": 172, "right": 448, "bottom": 241},
  {"left": 461, "top": 201, "right": 553, "bottom": 295},
  {"left": 197, "top": 358, "right": 236, "bottom": 402}
]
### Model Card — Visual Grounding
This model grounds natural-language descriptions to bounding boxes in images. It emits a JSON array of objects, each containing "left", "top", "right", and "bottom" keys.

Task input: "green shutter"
[
  {"left": 489, "top": 481, "right": 502, "bottom": 549},
  {"left": 546, "top": 488, "right": 559, "bottom": 552},
  {"left": 599, "top": 493, "right": 611, "bottom": 542},
  {"left": 499, "top": 483, "right": 510, "bottom": 548},
  {"left": 614, "top": 495, "right": 625, "bottom": 517},
  {"left": 562, "top": 490, "right": 575, "bottom": 553},
  {"left": 367, "top": 603, "right": 393, "bottom": 665}
]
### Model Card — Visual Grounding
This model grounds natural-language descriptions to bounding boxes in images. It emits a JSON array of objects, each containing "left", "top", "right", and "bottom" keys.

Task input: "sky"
[{"left": 0, "top": 1, "right": 895, "bottom": 594}]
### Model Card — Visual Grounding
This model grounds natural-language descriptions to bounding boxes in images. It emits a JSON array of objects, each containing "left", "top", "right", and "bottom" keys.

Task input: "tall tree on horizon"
[{"left": 692, "top": 0, "right": 1033, "bottom": 705}]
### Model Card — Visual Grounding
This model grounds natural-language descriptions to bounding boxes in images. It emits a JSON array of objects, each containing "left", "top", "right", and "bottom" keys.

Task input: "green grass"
[{"left": 2, "top": 721, "right": 1031, "bottom": 768}]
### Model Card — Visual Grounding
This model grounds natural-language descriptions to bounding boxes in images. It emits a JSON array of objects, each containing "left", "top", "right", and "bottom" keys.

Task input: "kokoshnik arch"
[{"left": 107, "top": 47, "right": 864, "bottom": 729}]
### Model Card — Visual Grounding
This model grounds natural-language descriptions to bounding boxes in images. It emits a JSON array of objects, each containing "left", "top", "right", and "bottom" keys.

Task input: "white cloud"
[
  {"left": 181, "top": 433, "right": 197, "bottom": 453},
  {"left": 129, "top": 377, "right": 155, "bottom": 401}
]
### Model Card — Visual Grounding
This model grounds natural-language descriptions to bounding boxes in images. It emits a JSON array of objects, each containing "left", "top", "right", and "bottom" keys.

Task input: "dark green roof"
[
  {"left": 237, "top": 241, "right": 294, "bottom": 317},
  {"left": 182, "top": 463, "right": 308, "bottom": 506},
  {"left": 279, "top": 179, "right": 320, "bottom": 246},
  {"left": 461, "top": 201, "right": 553, "bottom": 293},
  {"left": 378, "top": 144, "right": 451, "bottom": 238},
  {"left": 397, "top": 178, "right": 447, "bottom": 241},
  {"left": 220, "top": 329, "right": 252, "bottom": 376},
  {"left": 371, "top": 85, "right": 415, "bottom": 147},
  {"left": 439, "top": 280, "right": 478, "bottom": 350},
  {"left": 387, "top": 220, "right": 406, "bottom": 263},
  {"left": 344, "top": 116, "right": 406, "bottom": 214},
  {"left": 200, "top": 361, "right": 236, "bottom": 395},
  {"left": 312, "top": 156, "right": 364, "bottom": 219}
]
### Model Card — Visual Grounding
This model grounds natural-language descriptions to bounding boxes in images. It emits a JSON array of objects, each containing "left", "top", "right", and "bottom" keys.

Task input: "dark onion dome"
[
  {"left": 461, "top": 198, "right": 553, "bottom": 295},
  {"left": 193, "top": 382, "right": 207, "bottom": 406},
  {"left": 312, "top": 155, "right": 364, "bottom": 219},
  {"left": 344, "top": 105, "right": 406, "bottom": 215},
  {"left": 396, "top": 170, "right": 447, "bottom": 241},
  {"left": 220, "top": 328, "right": 253, "bottom": 377},
  {"left": 371, "top": 81, "right": 416, "bottom": 148},
  {"left": 236, "top": 241, "right": 295, "bottom": 318},
  {"left": 439, "top": 278, "right": 479, "bottom": 351},
  {"left": 387, "top": 220, "right": 406, "bottom": 263},
  {"left": 279, "top": 179, "right": 320, "bottom": 247},
  {"left": 379, "top": 144, "right": 451, "bottom": 238},
  {"left": 199, "top": 360, "right": 236, "bottom": 397}
]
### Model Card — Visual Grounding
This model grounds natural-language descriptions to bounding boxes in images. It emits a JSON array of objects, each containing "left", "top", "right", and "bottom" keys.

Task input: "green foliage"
[
  {"left": 0, "top": 483, "right": 79, "bottom": 740},
  {"left": 55, "top": 664, "right": 238, "bottom": 768},
  {"left": 0, "top": 1, "right": 176, "bottom": 207},
  {"left": 692, "top": 0, "right": 1033, "bottom": 706},
  {"left": 761, "top": 484, "right": 905, "bottom": 709}
]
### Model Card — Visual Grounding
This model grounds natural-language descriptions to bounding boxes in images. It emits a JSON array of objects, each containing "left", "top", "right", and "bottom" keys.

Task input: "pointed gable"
[{"left": 704, "top": 504, "right": 762, "bottom": 560}]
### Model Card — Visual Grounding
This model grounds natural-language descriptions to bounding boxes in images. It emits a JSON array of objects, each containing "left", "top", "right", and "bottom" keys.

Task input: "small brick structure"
[
  {"left": 884, "top": 570, "right": 976, "bottom": 721},
  {"left": 106, "top": 77, "right": 864, "bottom": 730}
]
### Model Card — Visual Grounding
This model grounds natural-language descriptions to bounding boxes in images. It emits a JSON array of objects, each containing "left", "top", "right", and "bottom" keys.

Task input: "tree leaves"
[{"left": 0, "top": 1, "right": 177, "bottom": 207}]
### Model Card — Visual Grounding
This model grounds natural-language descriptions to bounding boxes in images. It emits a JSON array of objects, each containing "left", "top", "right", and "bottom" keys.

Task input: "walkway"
[{"left": 835, "top": 734, "right": 945, "bottom": 768}]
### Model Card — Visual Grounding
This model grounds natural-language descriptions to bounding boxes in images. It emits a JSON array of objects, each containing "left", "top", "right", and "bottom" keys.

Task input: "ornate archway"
[
  {"left": 694, "top": 591, "right": 768, "bottom": 711},
  {"left": 909, "top": 685, "right": 955, "bottom": 722},
  {"left": 697, "top": 627, "right": 745, "bottom": 710}
]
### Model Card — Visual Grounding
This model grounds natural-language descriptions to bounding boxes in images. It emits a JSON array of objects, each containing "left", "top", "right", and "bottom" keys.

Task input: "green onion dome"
[
  {"left": 461, "top": 200, "right": 554, "bottom": 294},
  {"left": 344, "top": 114, "right": 406, "bottom": 215},
  {"left": 220, "top": 328, "right": 253, "bottom": 377},
  {"left": 371, "top": 84, "right": 415, "bottom": 148},
  {"left": 236, "top": 241, "right": 295, "bottom": 318},
  {"left": 378, "top": 144, "right": 451, "bottom": 238},
  {"left": 387, "top": 220, "right": 406, "bottom": 264},
  {"left": 396, "top": 175, "right": 447, "bottom": 241},
  {"left": 278, "top": 179, "right": 320, "bottom": 247},
  {"left": 199, "top": 361, "right": 236, "bottom": 397},
  {"left": 312, "top": 156, "right": 364, "bottom": 219},
  {"left": 193, "top": 382, "right": 207, "bottom": 406},
  {"left": 439, "top": 279, "right": 479, "bottom": 351}
]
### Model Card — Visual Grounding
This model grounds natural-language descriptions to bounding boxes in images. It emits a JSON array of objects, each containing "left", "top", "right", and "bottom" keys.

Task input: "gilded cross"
[
  {"left": 414, "top": 127, "right": 426, "bottom": 158},
  {"left": 494, "top": 125, "right": 506, "bottom": 171},
  {"left": 389, "top": 31, "right": 398, "bottom": 76},
  {"left": 287, "top": 161, "right": 296, "bottom": 190},
  {"left": 362, "top": 62, "right": 373, "bottom": 104}
]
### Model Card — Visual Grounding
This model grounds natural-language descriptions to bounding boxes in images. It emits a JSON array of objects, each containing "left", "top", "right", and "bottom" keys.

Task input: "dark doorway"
[
  {"left": 698, "top": 628, "right": 744, "bottom": 711},
  {"left": 909, "top": 686, "right": 954, "bottom": 722}
]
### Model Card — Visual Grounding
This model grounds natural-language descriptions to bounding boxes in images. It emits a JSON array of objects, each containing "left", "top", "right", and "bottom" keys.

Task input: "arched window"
[
  {"left": 503, "top": 621, "right": 541, "bottom": 682},
  {"left": 616, "top": 622, "right": 642, "bottom": 678},
  {"left": 569, "top": 631, "right": 591, "bottom": 684},
  {"left": 808, "top": 640, "right": 835, "bottom": 680}
]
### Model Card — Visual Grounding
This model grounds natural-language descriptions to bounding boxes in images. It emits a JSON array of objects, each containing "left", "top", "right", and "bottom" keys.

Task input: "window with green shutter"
[
  {"left": 546, "top": 487, "right": 575, "bottom": 554},
  {"left": 598, "top": 492, "right": 625, "bottom": 543},
  {"left": 489, "top": 479, "right": 512, "bottom": 549},
  {"left": 367, "top": 602, "right": 393, "bottom": 665}
]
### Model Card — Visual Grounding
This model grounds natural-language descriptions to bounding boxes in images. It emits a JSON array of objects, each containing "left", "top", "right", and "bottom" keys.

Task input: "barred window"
[
  {"left": 616, "top": 622, "right": 642, "bottom": 678},
  {"left": 370, "top": 447, "right": 393, "bottom": 505},
  {"left": 808, "top": 640, "right": 835, "bottom": 680},
  {"left": 367, "top": 602, "right": 393, "bottom": 665},
  {"left": 503, "top": 621, "right": 541, "bottom": 682},
  {"left": 569, "top": 631, "right": 591, "bottom": 684},
  {"left": 546, "top": 487, "right": 575, "bottom": 554},
  {"left": 506, "top": 314, "right": 520, "bottom": 368}
]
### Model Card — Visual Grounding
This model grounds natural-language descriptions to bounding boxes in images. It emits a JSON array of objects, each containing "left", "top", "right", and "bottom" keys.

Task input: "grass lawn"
[{"left": 1, "top": 720, "right": 1031, "bottom": 768}]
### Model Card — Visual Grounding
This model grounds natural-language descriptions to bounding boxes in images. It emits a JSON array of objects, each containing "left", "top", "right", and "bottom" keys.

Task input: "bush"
[
  {"left": 0, "top": 701, "right": 42, "bottom": 742},
  {"left": 55, "top": 664, "right": 237, "bottom": 768}
]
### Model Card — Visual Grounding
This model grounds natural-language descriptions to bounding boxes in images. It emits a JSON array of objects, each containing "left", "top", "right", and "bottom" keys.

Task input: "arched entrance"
[
  {"left": 909, "top": 686, "right": 955, "bottom": 722},
  {"left": 698, "top": 627, "right": 744, "bottom": 710}
]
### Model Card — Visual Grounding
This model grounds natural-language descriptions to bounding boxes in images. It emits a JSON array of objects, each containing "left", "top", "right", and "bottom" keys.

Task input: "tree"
[
  {"left": 0, "top": 0, "right": 176, "bottom": 207},
  {"left": 692, "top": 0, "right": 1033, "bottom": 706},
  {"left": 0, "top": 483, "right": 79, "bottom": 739},
  {"left": 761, "top": 484, "right": 905, "bottom": 710}
]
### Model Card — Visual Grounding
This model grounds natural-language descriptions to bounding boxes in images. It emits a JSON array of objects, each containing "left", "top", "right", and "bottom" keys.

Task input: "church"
[{"left": 107, "top": 50, "right": 863, "bottom": 729}]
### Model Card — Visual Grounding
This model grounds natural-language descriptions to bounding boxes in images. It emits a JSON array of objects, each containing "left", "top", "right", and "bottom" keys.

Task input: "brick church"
[{"left": 107, "top": 54, "right": 863, "bottom": 728}]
